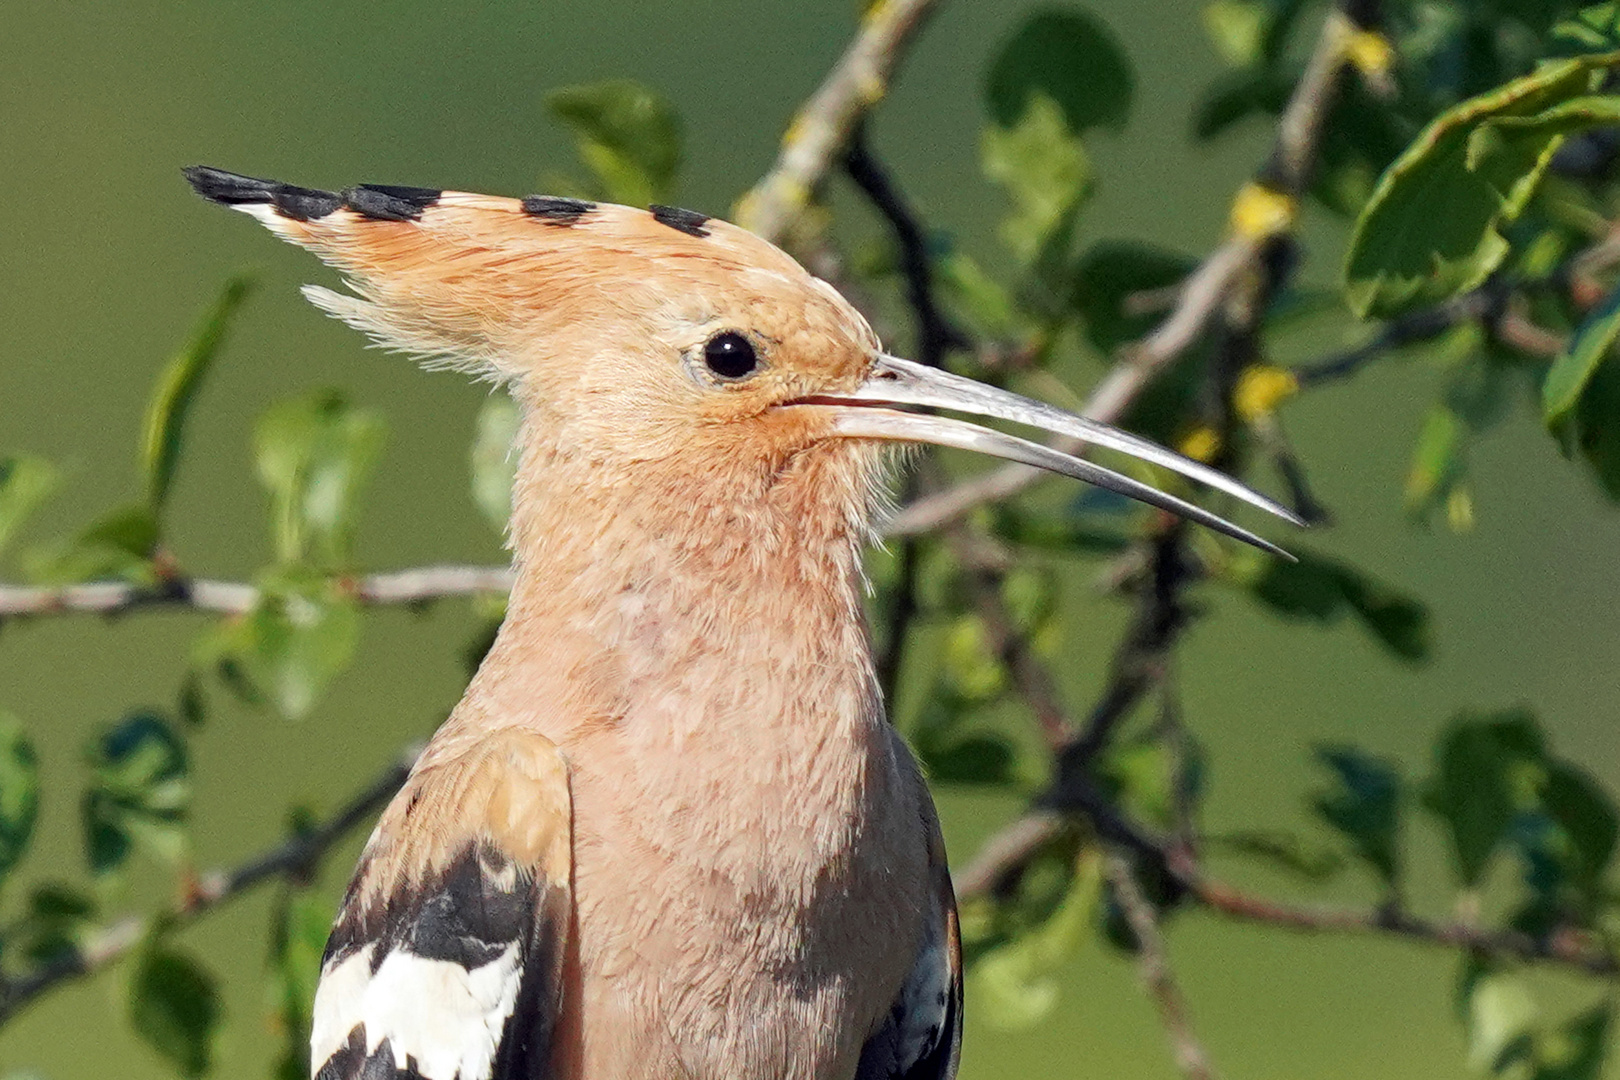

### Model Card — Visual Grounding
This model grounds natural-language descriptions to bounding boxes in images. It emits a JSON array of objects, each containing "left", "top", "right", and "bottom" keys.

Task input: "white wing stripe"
[{"left": 311, "top": 942, "right": 525, "bottom": 1080}]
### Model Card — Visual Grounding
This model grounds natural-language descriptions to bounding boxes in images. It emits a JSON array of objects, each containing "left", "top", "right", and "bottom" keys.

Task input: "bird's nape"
[{"left": 790, "top": 353, "right": 1302, "bottom": 559}]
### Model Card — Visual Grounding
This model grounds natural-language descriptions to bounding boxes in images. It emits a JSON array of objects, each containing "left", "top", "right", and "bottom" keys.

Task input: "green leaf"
[
  {"left": 204, "top": 570, "right": 361, "bottom": 720},
  {"left": 268, "top": 887, "right": 331, "bottom": 1080},
  {"left": 970, "top": 847, "right": 1103, "bottom": 1030},
  {"left": 546, "top": 80, "right": 682, "bottom": 206},
  {"left": 909, "top": 693, "right": 1018, "bottom": 786},
  {"left": 255, "top": 390, "right": 386, "bottom": 569},
  {"left": 1205, "top": 830, "right": 1344, "bottom": 882},
  {"left": 1560, "top": 349, "right": 1620, "bottom": 499},
  {"left": 1343, "top": 58, "right": 1614, "bottom": 318},
  {"left": 1243, "top": 548, "right": 1430, "bottom": 662},
  {"left": 940, "top": 614, "right": 1007, "bottom": 701},
  {"left": 0, "top": 712, "right": 40, "bottom": 884},
  {"left": 1072, "top": 241, "right": 1198, "bottom": 355},
  {"left": 1423, "top": 708, "right": 1545, "bottom": 887},
  {"left": 470, "top": 391, "right": 520, "bottom": 535},
  {"left": 1541, "top": 761, "right": 1619, "bottom": 901},
  {"left": 936, "top": 251, "right": 1021, "bottom": 339},
  {"left": 1202, "top": 0, "right": 1270, "bottom": 67},
  {"left": 1538, "top": 1004, "right": 1610, "bottom": 1080},
  {"left": 1312, "top": 746, "right": 1402, "bottom": 887},
  {"left": 1553, "top": 4, "right": 1620, "bottom": 55},
  {"left": 1546, "top": 283, "right": 1620, "bottom": 427},
  {"left": 13, "top": 883, "right": 97, "bottom": 966},
  {"left": 0, "top": 455, "right": 58, "bottom": 560},
  {"left": 986, "top": 8, "right": 1134, "bottom": 135},
  {"left": 981, "top": 93, "right": 1091, "bottom": 265},
  {"left": 83, "top": 711, "right": 189, "bottom": 876},
  {"left": 141, "top": 276, "right": 252, "bottom": 521},
  {"left": 26, "top": 503, "right": 159, "bottom": 585},
  {"left": 1458, "top": 958, "right": 1538, "bottom": 1075},
  {"left": 128, "top": 944, "right": 220, "bottom": 1078}
]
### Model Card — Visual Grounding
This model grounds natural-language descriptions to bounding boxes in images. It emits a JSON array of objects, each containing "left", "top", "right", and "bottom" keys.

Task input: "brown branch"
[
  {"left": 1105, "top": 851, "right": 1220, "bottom": 1080},
  {"left": 0, "top": 564, "right": 514, "bottom": 621},
  {"left": 734, "top": 0, "right": 946, "bottom": 244},
  {"left": 1192, "top": 879, "right": 1620, "bottom": 977},
  {"left": 888, "top": 5, "right": 1370, "bottom": 538},
  {"left": 0, "top": 748, "right": 416, "bottom": 1025}
]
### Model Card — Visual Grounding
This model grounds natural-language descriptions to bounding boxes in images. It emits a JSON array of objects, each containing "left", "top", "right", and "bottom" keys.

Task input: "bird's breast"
[{"left": 558, "top": 677, "right": 930, "bottom": 1080}]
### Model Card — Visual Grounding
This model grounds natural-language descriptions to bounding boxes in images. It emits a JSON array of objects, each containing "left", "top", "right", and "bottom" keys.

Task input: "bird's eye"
[{"left": 703, "top": 331, "right": 761, "bottom": 381}]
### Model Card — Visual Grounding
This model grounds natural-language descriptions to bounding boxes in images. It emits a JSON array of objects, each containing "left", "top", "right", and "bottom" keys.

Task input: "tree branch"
[
  {"left": 735, "top": 0, "right": 946, "bottom": 245},
  {"left": 0, "top": 565, "right": 514, "bottom": 621},
  {"left": 887, "top": 4, "right": 1372, "bottom": 538},
  {"left": 0, "top": 748, "right": 416, "bottom": 1025},
  {"left": 1104, "top": 851, "right": 1220, "bottom": 1080}
]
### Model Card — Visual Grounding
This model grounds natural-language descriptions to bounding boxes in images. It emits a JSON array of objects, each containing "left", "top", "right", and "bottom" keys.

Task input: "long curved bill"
[{"left": 812, "top": 353, "right": 1300, "bottom": 559}]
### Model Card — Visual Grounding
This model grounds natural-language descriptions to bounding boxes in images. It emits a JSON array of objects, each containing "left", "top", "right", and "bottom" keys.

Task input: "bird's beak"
[{"left": 803, "top": 353, "right": 1302, "bottom": 558}]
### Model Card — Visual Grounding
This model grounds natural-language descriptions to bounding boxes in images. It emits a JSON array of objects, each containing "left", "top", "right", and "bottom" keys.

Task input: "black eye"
[{"left": 703, "top": 331, "right": 760, "bottom": 380}]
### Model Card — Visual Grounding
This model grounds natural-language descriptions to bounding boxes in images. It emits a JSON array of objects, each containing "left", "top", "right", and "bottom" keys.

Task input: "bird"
[{"left": 183, "top": 165, "right": 1297, "bottom": 1080}]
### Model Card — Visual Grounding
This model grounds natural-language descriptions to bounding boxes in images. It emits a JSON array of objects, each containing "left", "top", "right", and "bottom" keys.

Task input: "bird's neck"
[{"left": 459, "top": 407, "right": 884, "bottom": 744}]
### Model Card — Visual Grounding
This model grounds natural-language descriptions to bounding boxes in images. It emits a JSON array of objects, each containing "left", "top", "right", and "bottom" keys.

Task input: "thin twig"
[
  {"left": 0, "top": 565, "right": 514, "bottom": 621},
  {"left": 735, "top": 0, "right": 946, "bottom": 244},
  {"left": 0, "top": 748, "right": 416, "bottom": 1025},
  {"left": 1104, "top": 851, "right": 1220, "bottom": 1080},
  {"left": 843, "top": 123, "right": 970, "bottom": 366}
]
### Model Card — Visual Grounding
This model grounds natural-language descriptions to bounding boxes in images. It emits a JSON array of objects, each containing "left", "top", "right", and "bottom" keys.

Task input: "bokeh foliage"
[{"left": 4, "top": 2, "right": 1620, "bottom": 1079}]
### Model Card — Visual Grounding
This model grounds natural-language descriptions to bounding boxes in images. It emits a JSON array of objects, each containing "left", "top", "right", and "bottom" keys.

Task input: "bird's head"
[{"left": 184, "top": 167, "right": 1297, "bottom": 555}]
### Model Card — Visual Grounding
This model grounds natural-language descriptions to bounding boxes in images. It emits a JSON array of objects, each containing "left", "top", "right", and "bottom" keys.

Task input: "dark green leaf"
[
  {"left": 1344, "top": 58, "right": 1612, "bottom": 318},
  {"left": 986, "top": 8, "right": 1134, "bottom": 134},
  {"left": 1542, "top": 761, "right": 1619, "bottom": 898},
  {"left": 1423, "top": 708, "right": 1545, "bottom": 887},
  {"left": 1072, "top": 242, "right": 1198, "bottom": 355},
  {"left": 1539, "top": 1004, "right": 1610, "bottom": 1080},
  {"left": 1244, "top": 548, "right": 1431, "bottom": 662},
  {"left": 268, "top": 887, "right": 331, "bottom": 1080},
  {"left": 128, "top": 944, "right": 220, "bottom": 1078},
  {"left": 470, "top": 391, "right": 519, "bottom": 534},
  {"left": 1192, "top": 66, "right": 1292, "bottom": 140},
  {"left": 27, "top": 503, "right": 160, "bottom": 585},
  {"left": 1552, "top": 4, "right": 1620, "bottom": 55},
  {"left": 204, "top": 570, "right": 361, "bottom": 719},
  {"left": 546, "top": 80, "right": 681, "bottom": 205},
  {"left": 14, "top": 883, "right": 97, "bottom": 965},
  {"left": 176, "top": 671, "right": 207, "bottom": 729},
  {"left": 83, "top": 711, "right": 189, "bottom": 876},
  {"left": 1312, "top": 746, "right": 1402, "bottom": 887},
  {"left": 0, "top": 712, "right": 40, "bottom": 884},
  {"left": 1562, "top": 351, "right": 1620, "bottom": 499},
  {"left": 981, "top": 94, "right": 1091, "bottom": 265},
  {"left": 255, "top": 390, "right": 386, "bottom": 568},
  {"left": 0, "top": 455, "right": 58, "bottom": 560},
  {"left": 1205, "top": 830, "right": 1344, "bottom": 882},
  {"left": 1546, "top": 282, "right": 1620, "bottom": 427},
  {"left": 141, "top": 276, "right": 252, "bottom": 520}
]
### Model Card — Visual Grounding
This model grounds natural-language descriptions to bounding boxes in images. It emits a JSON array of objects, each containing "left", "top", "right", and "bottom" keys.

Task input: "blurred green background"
[{"left": 3, "top": 1, "right": 1620, "bottom": 1078}]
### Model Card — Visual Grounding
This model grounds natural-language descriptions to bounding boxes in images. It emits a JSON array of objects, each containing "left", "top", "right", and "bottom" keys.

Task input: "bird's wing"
[
  {"left": 310, "top": 728, "right": 572, "bottom": 1080},
  {"left": 854, "top": 796, "right": 963, "bottom": 1080}
]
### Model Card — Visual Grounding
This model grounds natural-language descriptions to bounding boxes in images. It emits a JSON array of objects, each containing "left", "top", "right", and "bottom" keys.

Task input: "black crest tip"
[
  {"left": 183, "top": 166, "right": 343, "bottom": 222},
  {"left": 649, "top": 204, "right": 711, "bottom": 238},
  {"left": 521, "top": 195, "right": 594, "bottom": 225},
  {"left": 344, "top": 184, "right": 442, "bottom": 222}
]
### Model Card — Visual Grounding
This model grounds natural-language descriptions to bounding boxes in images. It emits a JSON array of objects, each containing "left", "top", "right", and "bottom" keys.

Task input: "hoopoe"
[{"left": 184, "top": 165, "right": 1296, "bottom": 1080}]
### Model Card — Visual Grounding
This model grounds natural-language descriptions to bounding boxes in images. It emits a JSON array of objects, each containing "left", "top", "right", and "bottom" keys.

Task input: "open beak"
[{"left": 806, "top": 353, "right": 1301, "bottom": 559}]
